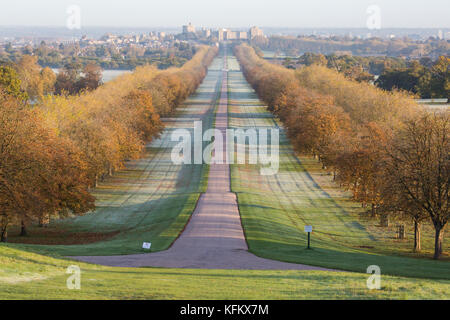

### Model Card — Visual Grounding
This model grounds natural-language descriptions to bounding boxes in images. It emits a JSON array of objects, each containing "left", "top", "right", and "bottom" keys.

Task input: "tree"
[
  {"left": 298, "top": 52, "right": 327, "bottom": 66},
  {"left": 121, "top": 89, "right": 162, "bottom": 142},
  {"left": 14, "top": 55, "right": 56, "bottom": 100},
  {"left": 40, "top": 67, "right": 56, "bottom": 95},
  {"left": 0, "top": 66, "right": 28, "bottom": 100},
  {"left": 55, "top": 71, "right": 76, "bottom": 95},
  {"left": 384, "top": 113, "right": 449, "bottom": 259},
  {"left": 78, "top": 63, "right": 103, "bottom": 91},
  {"left": 55, "top": 61, "right": 82, "bottom": 95},
  {"left": 429, "top": 56, "right": 449, "bottom": 100},
  {"left": 14, "top": 55, "right": 43, "bottom": 99},
  {"left": 379, "top": 180, "right": 429, "bottom": 252},
  {"left": 0, "top": 89, "right": 94, "bottom": 240}
]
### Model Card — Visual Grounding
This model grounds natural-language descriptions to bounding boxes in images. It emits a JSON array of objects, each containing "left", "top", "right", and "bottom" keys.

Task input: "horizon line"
[{"left": 0, "top": 25, "right": 449, "bottom": 30}]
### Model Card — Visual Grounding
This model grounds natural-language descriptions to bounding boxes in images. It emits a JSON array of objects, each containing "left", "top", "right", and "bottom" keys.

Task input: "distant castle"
[
  {"left": 181, "top": 24, "right": 265, "bottom": 41},
  {"left": 182, "top": 23, "right": 196, "bottom": 34}
]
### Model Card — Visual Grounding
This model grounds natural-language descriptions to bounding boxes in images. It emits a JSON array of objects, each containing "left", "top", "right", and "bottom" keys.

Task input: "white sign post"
[
  {"left": 142, "top": 242, "right": 152, "bottom": 250},
  {"left": 304, "top": 226, "right": 312, "bottom": 249}
]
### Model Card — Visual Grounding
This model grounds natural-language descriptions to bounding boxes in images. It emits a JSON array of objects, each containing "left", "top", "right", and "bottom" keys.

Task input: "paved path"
[{"left": 73, "top": 52, "right": 333, "bottom": 270}]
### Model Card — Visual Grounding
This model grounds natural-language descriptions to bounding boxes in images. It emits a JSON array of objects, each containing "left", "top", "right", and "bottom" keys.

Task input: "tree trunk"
[
  {"left": 0, "top": 226, "right": 7, "bottom": 243},
  {"left": 109, "top": 165, "right": 113, "bottom": 176},
  {"left": 433, "top": 226, "right": 444, "bottom": 260},
  {"left": 95, "top": 174, "right": 99, "bottom": 188},
  {"left": 380, "top": 214, "right": 389, "bottom": 227},
  {"left": 20, "top": 220, "right": 27, "bottom": 237},
  {"left": 397, "top": 224, "right": 405, "bottom": 239},
  {"left": 413, "top": 220, "right": 421, "bottom": 252}
]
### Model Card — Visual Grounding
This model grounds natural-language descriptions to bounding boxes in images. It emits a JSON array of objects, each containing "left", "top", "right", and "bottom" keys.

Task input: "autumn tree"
[
  {"left": 429, "top": 56, "right": 449, "bottom": 100},
  {"left": 334, "top": 123, "right": 389, "bottom": 218},
  {"left": 54, "top": 61, "right": 82, "bottom": 95},
  {"left": 0, "top": 89, "right": 94, "bottom": 240},
  {"left": 0, "top": 66, "right": 28, "bottom": 100},
  {"left": 14, "top": 55, "right": 56, "bottom": 100},
  {"left": 383, "top": 112, "right": 449, "bottom": 259},
  {"left": 77, "top": 63, "right": 103, "bottom": 92}
]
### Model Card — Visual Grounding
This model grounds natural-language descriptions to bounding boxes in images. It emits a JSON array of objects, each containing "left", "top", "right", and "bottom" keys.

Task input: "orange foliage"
[{"left": 0, "top": 46, "right": 218, "bottom": 240}]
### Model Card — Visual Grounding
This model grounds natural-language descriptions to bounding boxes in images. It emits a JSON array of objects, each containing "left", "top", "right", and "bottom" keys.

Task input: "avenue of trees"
[
  {"left": 235, "top": 44, "right": 448, "bottom": 259},
  {"left": 0, "top": 45, "right": 218, "bottom": 241}
]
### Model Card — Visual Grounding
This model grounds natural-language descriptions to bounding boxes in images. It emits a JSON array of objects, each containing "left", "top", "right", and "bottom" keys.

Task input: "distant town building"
[{"left": 181, "top": 23, "right": 264, "bottom": 42}]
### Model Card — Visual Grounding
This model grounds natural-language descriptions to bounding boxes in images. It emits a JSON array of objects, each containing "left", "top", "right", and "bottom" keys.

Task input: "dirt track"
[{"left": 73, "top": 52, "right": 333, "bottom": 270}]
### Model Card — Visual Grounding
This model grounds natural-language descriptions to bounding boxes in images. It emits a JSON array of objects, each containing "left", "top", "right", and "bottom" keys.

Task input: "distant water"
[
  {"left": 51, "top": 69, "right": 132, "bottom": 83},
  {"left": 101, "top": 70, "right": 132, "bottom": 82},
  {"left": 416, "top": 99, "right": 449, "bottom": 111}
]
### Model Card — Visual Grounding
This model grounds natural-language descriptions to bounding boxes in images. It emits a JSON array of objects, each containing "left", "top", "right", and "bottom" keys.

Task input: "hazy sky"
[{"left": 0, "top": 0, "right": 449, "bottom": 28}]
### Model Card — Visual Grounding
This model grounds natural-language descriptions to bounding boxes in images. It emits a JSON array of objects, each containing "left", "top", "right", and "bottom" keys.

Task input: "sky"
[{"left": 0, "top": 0, "right": 449, "bottom": 28}]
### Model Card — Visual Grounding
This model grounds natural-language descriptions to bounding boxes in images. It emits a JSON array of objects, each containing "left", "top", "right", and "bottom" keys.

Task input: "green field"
[{"left": 1, "top": 246, "right": 449, "bottom": 299}]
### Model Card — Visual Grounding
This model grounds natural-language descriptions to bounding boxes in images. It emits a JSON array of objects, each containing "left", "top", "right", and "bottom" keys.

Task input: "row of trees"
[
  {"left": 252, "top": 35, "right": 449, "bottom": 59},
  {"left": 235, "top": 44, "right": 448, "bottom": 259},
  {"left": 281, "top": 52, "right": 407, "bottom": 83},
  {"left": 297, "top": 52, "right": 407, "bottom": 75},
  {"left": 0, "top": 45, "right": 218, "bottom": 241}
]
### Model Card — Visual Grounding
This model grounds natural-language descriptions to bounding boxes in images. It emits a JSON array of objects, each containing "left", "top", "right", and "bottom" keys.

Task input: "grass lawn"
[
  {"left": 1, "top": 246, "right": 449, "bottom": 299},
  {"left": 227, "top": 55, "right": 450, "bottom": 281}
]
